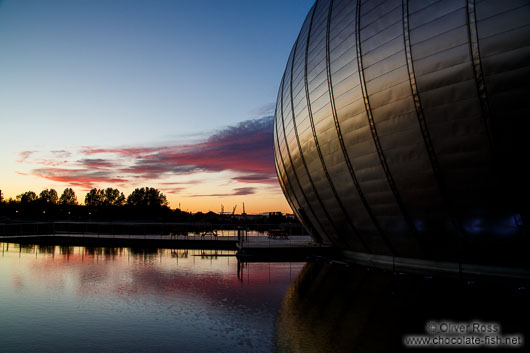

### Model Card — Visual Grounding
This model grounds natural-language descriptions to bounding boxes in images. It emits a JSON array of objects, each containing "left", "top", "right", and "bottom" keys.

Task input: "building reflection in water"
[{"left": 276, "top": 261, "right": 529, "bottom": 353}]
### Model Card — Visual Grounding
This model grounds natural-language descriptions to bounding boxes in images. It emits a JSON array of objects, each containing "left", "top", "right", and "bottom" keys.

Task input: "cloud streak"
[
  {"left": 18, "top": 151, "right": 37, "bottom": 163},
  {"left": 160, "top": 187, "right": 185, "bottom": 194},
  {"left": 83, "top": 116, "right": 275, "bottom": 177},
  {"left": 189, "top": 187, "right": 256, "bottom": 197},
  {"left": 78, "top": 158, "right": 121, "bottom": 169},
  {"left": 51, "top": 150, "right": 72, "bottom": 159},
  {"left": 32, "top": 168, "right": 128, "bottom": 189},
  {"left": 232, "top": 173, "right": 278, "bottom": 184},
  {"left": 18, "top": 116, "right": 278, "bottom": 190}
]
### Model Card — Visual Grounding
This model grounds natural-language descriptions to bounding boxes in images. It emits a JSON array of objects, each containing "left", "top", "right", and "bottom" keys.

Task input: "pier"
[{"left": 0, "top": 221, "right": 334, "bottom": 260}]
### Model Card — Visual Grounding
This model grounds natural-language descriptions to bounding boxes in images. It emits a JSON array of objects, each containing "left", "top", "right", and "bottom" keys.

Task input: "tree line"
[
  {"left": 0, "top": 187, "right": 176, "bottom": 221},
  {"left": 5, "top": 187, "right": 167, "bottom": 208},
  {"left": 0, "top": 187, "right": 295, "bottom": 225}
]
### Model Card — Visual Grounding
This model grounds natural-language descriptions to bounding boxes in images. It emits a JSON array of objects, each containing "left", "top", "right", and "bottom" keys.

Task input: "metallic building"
[{"left": 274, "top": 0, "right": 529, "bottom": 271}]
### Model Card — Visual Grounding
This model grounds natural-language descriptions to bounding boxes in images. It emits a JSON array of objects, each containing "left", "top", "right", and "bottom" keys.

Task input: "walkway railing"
[{"left": 0, "top": 221, "right": 307, "bottom": 238}]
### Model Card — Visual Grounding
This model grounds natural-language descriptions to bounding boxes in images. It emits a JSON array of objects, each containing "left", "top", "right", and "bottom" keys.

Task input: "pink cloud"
[
  {"left": 81, "top": 116, "right": 275, "bottom": 177},
  {"left": 32, "top": 168, "right": 128, "bottom": 190},
  {"left": 80, "top": 146, "right": 160, "bottom": 157},
  {"left": 160, "top": 187, "right": 185, "bottom": 194},
  {"left": 77, "top": 158, "right": 120, "bottom": 169},
  {"left": 17, "top": 151, "right": 37, "bottom": 163},
  {"left": 51, "top": 150, "right": 72, "bottom": 159},
  {"left": 19, "top": 116, "right": 278, "bottom": 190},
  {"left": 232, "top": 173, "right": 278, "bottom": 184},
  {"left": 159, "top": 181, "right": 200, "bottom": 185},
  {"left": 190, "top": 187, "right": 256, "bottom": 197},
  {"left": 17, "top": 150, "right": 70, "bottom": 166}
]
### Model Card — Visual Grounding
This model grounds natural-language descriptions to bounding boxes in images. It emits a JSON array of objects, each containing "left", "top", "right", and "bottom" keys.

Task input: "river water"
[
  {"left": 1, "top": 242, "right": 528, "bottom": 352},
  {"left": 0, "top": 243, "right": 302, "bottom": 353}
]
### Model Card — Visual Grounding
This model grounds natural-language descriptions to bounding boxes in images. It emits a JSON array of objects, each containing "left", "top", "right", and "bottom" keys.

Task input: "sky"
[{"left": 0, "top": 0, "right": 314, "bottom": 214}]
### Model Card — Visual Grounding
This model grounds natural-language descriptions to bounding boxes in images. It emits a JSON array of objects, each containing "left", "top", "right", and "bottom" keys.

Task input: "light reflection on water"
[
  {"left": 0, "top": 242, "right": 303, "bottom": 353},
  {"left": 276, "top": 261, "right": 529, "bottom": 353},
  {"left": 2, "top": 242, "right": 528, "bottom": 353}
]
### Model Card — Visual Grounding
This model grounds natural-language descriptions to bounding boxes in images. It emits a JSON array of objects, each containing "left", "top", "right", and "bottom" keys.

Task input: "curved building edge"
[{"left": 273, "top": 0, "right": 530, "bottom": 272}]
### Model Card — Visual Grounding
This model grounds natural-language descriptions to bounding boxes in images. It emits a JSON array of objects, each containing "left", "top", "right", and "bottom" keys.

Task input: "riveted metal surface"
[{"left": 273, "top": 0, "right": 529, "bottom": 268}]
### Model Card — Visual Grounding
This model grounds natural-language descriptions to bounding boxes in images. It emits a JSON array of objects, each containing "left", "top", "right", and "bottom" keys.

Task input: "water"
[
  {"left": 1, "top": 242, "right": 528, "bottom": 352},
  {"left": 276, "top": 262, "right": 529, "bottom": 352},
  {"left": 0, "top": 243, "right": 303, "bottom": 353}
]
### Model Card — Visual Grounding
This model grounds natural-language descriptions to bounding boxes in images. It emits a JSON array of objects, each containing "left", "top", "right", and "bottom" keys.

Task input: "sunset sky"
[{"left": 0, "top": 0, "right": 314, "bottom": 214}]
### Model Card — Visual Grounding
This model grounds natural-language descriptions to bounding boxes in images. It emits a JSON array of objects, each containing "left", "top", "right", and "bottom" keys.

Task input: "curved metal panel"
[
  {"left": 273, "top": 0, "right": 529, "bottom": 269},
  {"left": 357, "top": 0, "right": 427, "bottom": 258},
  {"left": 466, "top": 0, "right": 494, "bottom": 146},
  {"left": 325, "top": 0, "right": 394, "bottom": 255},
  {"left": 289, "top": 0, "right": 368, "bottom": 251},
  {"left": 402, "top": 0, "right": 464, "bottom": 262}
]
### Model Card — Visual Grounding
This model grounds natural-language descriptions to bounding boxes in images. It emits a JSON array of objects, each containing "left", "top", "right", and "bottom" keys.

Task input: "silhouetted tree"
[
  {"left": 0, "top": 189, "right": 4, "bottom": 204},
  {"left": 39, "top": 189, "right": 58, "bottom": 204},
  {"left": 59, "top": 188, "right": 78, "bottom": 205},
  {"left": 85, "top": 188, "right": 105, "bottom": 206},
  {"left": 103, "top": 188, "right": 125, "bottom": 206},
  {"left": 17, "top": 191, "right": 37, "bottom": 204},
  {"left": 127, "top": 187, "right": 168, "bottom": 207},
  {"left": 85, "top": 188, "right": 126, "bottom": 207}
]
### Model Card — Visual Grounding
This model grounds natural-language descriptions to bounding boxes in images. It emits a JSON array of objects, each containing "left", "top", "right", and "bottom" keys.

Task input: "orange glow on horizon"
[{"left": 0, "top": 181, "right": 293, "bottom": 215}]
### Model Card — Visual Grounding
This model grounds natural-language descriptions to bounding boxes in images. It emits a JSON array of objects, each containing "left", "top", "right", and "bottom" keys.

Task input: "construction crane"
[
  {"left": 232, "top": 204, "right": 237, "bottom": 215},
  {"left": 242, "top": 202, "right": 246, "bottom": 215}
]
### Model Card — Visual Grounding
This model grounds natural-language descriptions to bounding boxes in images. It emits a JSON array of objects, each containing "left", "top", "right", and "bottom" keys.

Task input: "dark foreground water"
[{"left": 1, "top": 242, "right": 528, "bottom": 353}]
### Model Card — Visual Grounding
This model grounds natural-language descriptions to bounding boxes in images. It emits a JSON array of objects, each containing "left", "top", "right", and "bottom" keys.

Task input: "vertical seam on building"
[
  {"left": 324, "top": 0, "right": 395, "bottom": 255},
  {"left": 274, "top": 77, "right": 306, "bottom": 230},
  {"left": 355, "top": 0, "right": 420, "bottom": 240},
  {"left": 290, "top": 3, "right": 342, "bottom": 245},
  {"left": 466, "top": 0, "right": 494, "bottom": 148},
  {"left": 402, "top": 0, "right": 440, "bottom": 181},
  {"left": 273, "top": 154, "right": 300, "bottom": 222},
  {"left": 295, "top": 0, "right": 370, "bottom": 252},
  {"left": 275, "top": 110, "right": 318, "bottom": 239},
  {"left": 402, "top": 0, "right": 466, "bottom": 257},
  {"left": 278, "top": 63, "right": 328, "bottom": 240}
]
